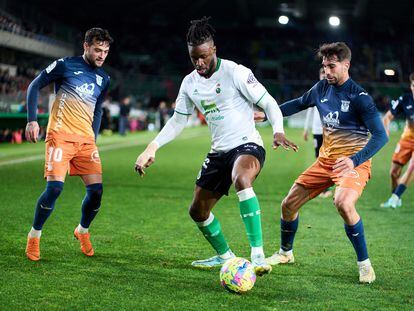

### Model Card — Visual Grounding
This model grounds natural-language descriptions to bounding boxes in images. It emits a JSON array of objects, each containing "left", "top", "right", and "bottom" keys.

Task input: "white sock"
[
  {"left": 28, "top": 227, "right": 41, "bottom": 238},
  {"left": 357, "top": 258, "right": 371, "bottom": 267},
  {"left": 77, "top": 224, "right": 89, "bottom": 234},
  {"left": 219, "top": 250, "right": 234, "bottom": 260},
  {"left": 279, "top": 248, "right": 293, "bottom": 256},
  {"left": 251, "top": 246, "right": 264, "bottom": 258}
]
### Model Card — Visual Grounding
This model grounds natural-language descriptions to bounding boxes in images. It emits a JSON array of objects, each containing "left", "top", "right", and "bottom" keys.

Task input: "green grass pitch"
[{"left": 0, "top": 126, "right": 413, "bottom": 310}]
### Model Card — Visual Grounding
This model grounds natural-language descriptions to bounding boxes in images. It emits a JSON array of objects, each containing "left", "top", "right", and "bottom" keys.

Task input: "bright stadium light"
[
  {"left": 384, "top": 69, "right": 396, "bottom": 76},
  {"left": 329, "top": 16, "right": 340, "bottom": 27},
  {"left": 278, "top": 15, "right": 289, "bottom": 25}
]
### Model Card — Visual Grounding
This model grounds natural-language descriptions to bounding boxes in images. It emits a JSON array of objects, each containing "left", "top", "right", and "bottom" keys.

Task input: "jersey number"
[{"left": 48, "top": 147, "right": 63, "bottom": 162}]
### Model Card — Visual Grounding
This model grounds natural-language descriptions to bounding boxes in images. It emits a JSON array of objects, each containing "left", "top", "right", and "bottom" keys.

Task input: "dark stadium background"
[{"left": 0, "top": 0, "right": 413, "bottom": 139}]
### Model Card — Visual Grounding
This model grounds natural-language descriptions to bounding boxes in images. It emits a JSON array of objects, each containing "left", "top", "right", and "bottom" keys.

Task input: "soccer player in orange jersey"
[{"left": 25, "top": 28, "right": 113, "bottom": 261}]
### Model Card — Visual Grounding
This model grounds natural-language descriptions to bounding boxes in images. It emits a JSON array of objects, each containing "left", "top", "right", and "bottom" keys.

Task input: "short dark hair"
[
  {"left": 84, "top": 28, "right": 113, "bottom": 45},
  {"left": 186, "top": 16, "right": 215, "bottom": 46},
  {"left": 317, "top": 42, "right": 351, "bottom": 62},
  {"left": 409, "top": 73, "right": 414, "bottom": 82}
]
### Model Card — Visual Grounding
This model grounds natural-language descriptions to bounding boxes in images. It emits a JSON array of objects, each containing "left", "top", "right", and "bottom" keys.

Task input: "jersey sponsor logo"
[
  {"left": 74, "top": 71, "right": 83, "bottom": 75},
  {"left": 75, "top": 83, "right": 95, "bottom": 98},
  {"left": 201, "top": 100, "right": 220, "bottom": 115},
  {"left": 341, "top": 100, "right": 350, "bottom": 112},
  {"left": 323, "top": 111, "right": 340, "bottom": 128},
  {"left": 321, "top": 98, "right": 328, "bottom": 103},
  {"left": 193, "top": 89, "right": 199, "bottom": 95},
  {"left": 96, "top": 74, "right": 103, "bottom": 86},
  {"left": 359, "top": 92, "right": 368, "bottom": 96},
  {"left": 247, "top": 72, "right": 258, "bottom": 84},
  {"left": 45, "top": 61, "right": 57, "bottom": 73}
]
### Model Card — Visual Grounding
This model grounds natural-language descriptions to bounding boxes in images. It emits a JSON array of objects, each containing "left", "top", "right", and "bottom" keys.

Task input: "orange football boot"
[
  {"left": 74, "top": 227, "right": 94, "bottom": 257},
  {"left": 26, "top": 236, "right": 41, "bottom": 261}
]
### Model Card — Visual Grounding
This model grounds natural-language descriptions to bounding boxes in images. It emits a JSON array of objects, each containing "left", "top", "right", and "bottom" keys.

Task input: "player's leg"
[
  {"left": 231, "top": 153, "right": 271, "bottom": 275},
  {"left": 382, "top": 139, "right": 411, "bottom": 208},
  {"left": 334, "top": 162, "right": 375, "bottom": 283},
  {"left": 71, "top": 143, "right": 103, "bottom": 257},
  {"left": 314, "top": 134, "right": 332, "bottom": 198},
  {"left": 390, "top": 156, "right": 414, "bottom": 208},
  {"left": 266, "top": 183, "right": 311, "bottom": 265},
  {"left": 26, "top": 138, "right": 71, "bottom": 261},
  {"left": 381, "top": 162, "right": 403, "bottom": 208},
  {"left": 189, "top": 186, "right": 234, "bottom": 268},
  {"left": 334, "top": 187, "right": 375, "bottom": 283}
]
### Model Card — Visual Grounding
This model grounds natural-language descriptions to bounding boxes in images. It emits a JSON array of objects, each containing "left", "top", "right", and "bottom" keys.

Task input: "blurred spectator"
[
  {"left": 157, "top": 100, "right": 168, "bottom": 130},
  {"left": 119, "top": 95, "right": 131, "bottom": 136},
  {"left": 101, "top": 97, "right": 113, "bottom": 136}
]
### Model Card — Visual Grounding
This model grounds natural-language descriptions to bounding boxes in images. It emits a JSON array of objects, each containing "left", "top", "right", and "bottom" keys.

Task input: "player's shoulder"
[
  {"left": 400, "top": 92, "right": 412, "bottom": 103},
  {"left": 347, "top": 79, "right": 372, "bottom": 102}
]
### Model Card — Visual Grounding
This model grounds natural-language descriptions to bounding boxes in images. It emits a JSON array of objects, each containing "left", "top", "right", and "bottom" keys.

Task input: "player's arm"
[
  {"left": 333, "top": 95, "right": 388, "bottom": 173},
  {"left": 382, "top": 110, "right": 394, "bottom": 136},
  {"left": 92, "top": 79, "right": 110, "bottom": 141},
  {"left": 134, "top": 112, "right": 189, "bottom": 176},
  {"left": 26, "top": 59, "right": 65, "bottom": 142},
  {"left": 257, "top": 93, "right": 298, "bottom": 151},
  {"left": 303, "top": 107, "right": 313, "bottom": 141},
  {"left": 134, "top": 77, "right": 193, "bottom": 177}
]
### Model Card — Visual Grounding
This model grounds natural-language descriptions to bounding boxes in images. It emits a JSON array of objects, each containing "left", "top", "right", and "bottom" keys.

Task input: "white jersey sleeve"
[
  {"left": 175, "top": 76, "right": 195, "bottom": 115},
  {"left": 232, "top": 65, "right": 267, "bottom": 104}
]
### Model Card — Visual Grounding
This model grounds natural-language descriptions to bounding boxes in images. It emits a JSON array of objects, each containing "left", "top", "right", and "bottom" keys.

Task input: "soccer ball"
[{"left": 220, "top": 257, "right": 256, "bottom": 293}]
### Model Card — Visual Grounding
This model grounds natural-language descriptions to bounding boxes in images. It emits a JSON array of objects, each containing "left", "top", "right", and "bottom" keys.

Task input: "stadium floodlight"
[
  {"left": 384, "top": 69, "right": 396, "bottom": 76},
  {"left": 278, "top": 15, "right": 289, "bottom": 25},
  {"left": 329, "top": 16, "right": 340, "bottom": 27}
]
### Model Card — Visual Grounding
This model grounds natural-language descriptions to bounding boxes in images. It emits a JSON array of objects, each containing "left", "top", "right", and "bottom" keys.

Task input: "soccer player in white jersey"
[{"left": 135, "top": 17, "right": 297, "bottom": 276}]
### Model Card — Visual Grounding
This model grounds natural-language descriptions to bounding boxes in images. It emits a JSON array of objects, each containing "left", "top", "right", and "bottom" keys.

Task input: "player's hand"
[
  {"left": 272, "top": 132, "right": 298, "bottom": 152},
  {"left": 332, "top": 157, "right": 355, "bottom": 175},
  {"left": 25, "top": 121, "right": 40, "bottom": 143},
  {"left": 303, "top": 130, "right": 308, "bottom": 141},
  {"left": 254, "top": 111, "right": 266, "bottom": 123},
  {"left": 134, "top": 141, "right": 158, "bottom": 177}
]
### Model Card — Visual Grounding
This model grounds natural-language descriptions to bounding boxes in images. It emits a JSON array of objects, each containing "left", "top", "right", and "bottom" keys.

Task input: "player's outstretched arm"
[
  {"left": 134, "top": 112, "right": 189, "bottom": 177},
  {"left": 257, "top": 93, "right": 298, "bottom": 152},
  {"left": 382, "top": 110, "right": 394, "bottom": 136}
]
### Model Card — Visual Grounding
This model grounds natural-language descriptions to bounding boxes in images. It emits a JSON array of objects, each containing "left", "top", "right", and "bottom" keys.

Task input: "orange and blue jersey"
[
  {"left": 390, "top": 93, "right": 414, "bottom": 139},
  {"left": 280, "top": 78, "right": 388, "bottom": 167},
  {"left": 27, "top": 56, "right": 110, "bottom": 142}
]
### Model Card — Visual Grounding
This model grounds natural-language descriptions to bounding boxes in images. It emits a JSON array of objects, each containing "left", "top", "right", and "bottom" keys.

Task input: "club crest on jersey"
[
  {"left": 341, "top": 100, "right": 350, "bottom": 112},
  {"left": 76, "top": 83, "right": 95, "bottom": 98},
  {"left": 323, "top": 111, "right": 340, "bottom": 128},
  {"left": 96, "top": 74, "right": 103, "bottom": 86},
  {"left": 216, "top": 83, "right": 221, "bottom": 94},
  {"left": 247, "top": 73, "right": 258, "bottom": 84}
]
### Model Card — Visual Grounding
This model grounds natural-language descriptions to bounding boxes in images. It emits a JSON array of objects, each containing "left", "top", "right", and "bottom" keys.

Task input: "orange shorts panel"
[
  {"left": 295, "top": 159, "right": 371, "bottom": 199},
  {"left": 44, "top": 135, "right": 102, "bottom": 178},
  {"left": 392, "top": 137, "right": 414, "bottom": 166}
]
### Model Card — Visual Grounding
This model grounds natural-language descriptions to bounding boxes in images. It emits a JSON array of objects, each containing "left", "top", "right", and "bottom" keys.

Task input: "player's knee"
[
  {"left": 390, "top": 168, "right": 400, "bottom": 179},
  {"left": 281, "top": 196, "right": 297, "bottom": 216},
  {"left": 45, "top": 181, "right": 64, "bottom": 201},
  {"left": 232, "top": 174, "right": 252, "bottom": 192},
  {"left": 334, "top": 196, "right": 354, "bottom": 215},
  {"left": 188, "top": 203, "right": 209, "bottom": 222}
]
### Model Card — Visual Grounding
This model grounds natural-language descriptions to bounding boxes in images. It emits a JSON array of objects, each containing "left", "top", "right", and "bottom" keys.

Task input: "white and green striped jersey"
[{"left": 175, "top": 58, "right": 267, "bottom": 152}]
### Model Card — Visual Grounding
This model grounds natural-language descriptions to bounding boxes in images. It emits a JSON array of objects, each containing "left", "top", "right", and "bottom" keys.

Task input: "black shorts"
[
  {"left": 313, "top": 134, "right": 323, "bottom": 158},
  {"left": 195, "top": 143, "right": 266, "bottom": 196}
]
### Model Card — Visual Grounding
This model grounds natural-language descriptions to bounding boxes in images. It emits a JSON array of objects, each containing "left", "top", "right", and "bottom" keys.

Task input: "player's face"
[
  {"left": 188, "top": 41, "right": 217, "bottom": 77},
  {"left": 322, "top": 55, "right": 350, "bottom": 85},
  {"left": 410, "top": 81, "right": 414, "bottom": 95},
  {"left": 83, "top": 40, "right": 110, "bottom": 68}
]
